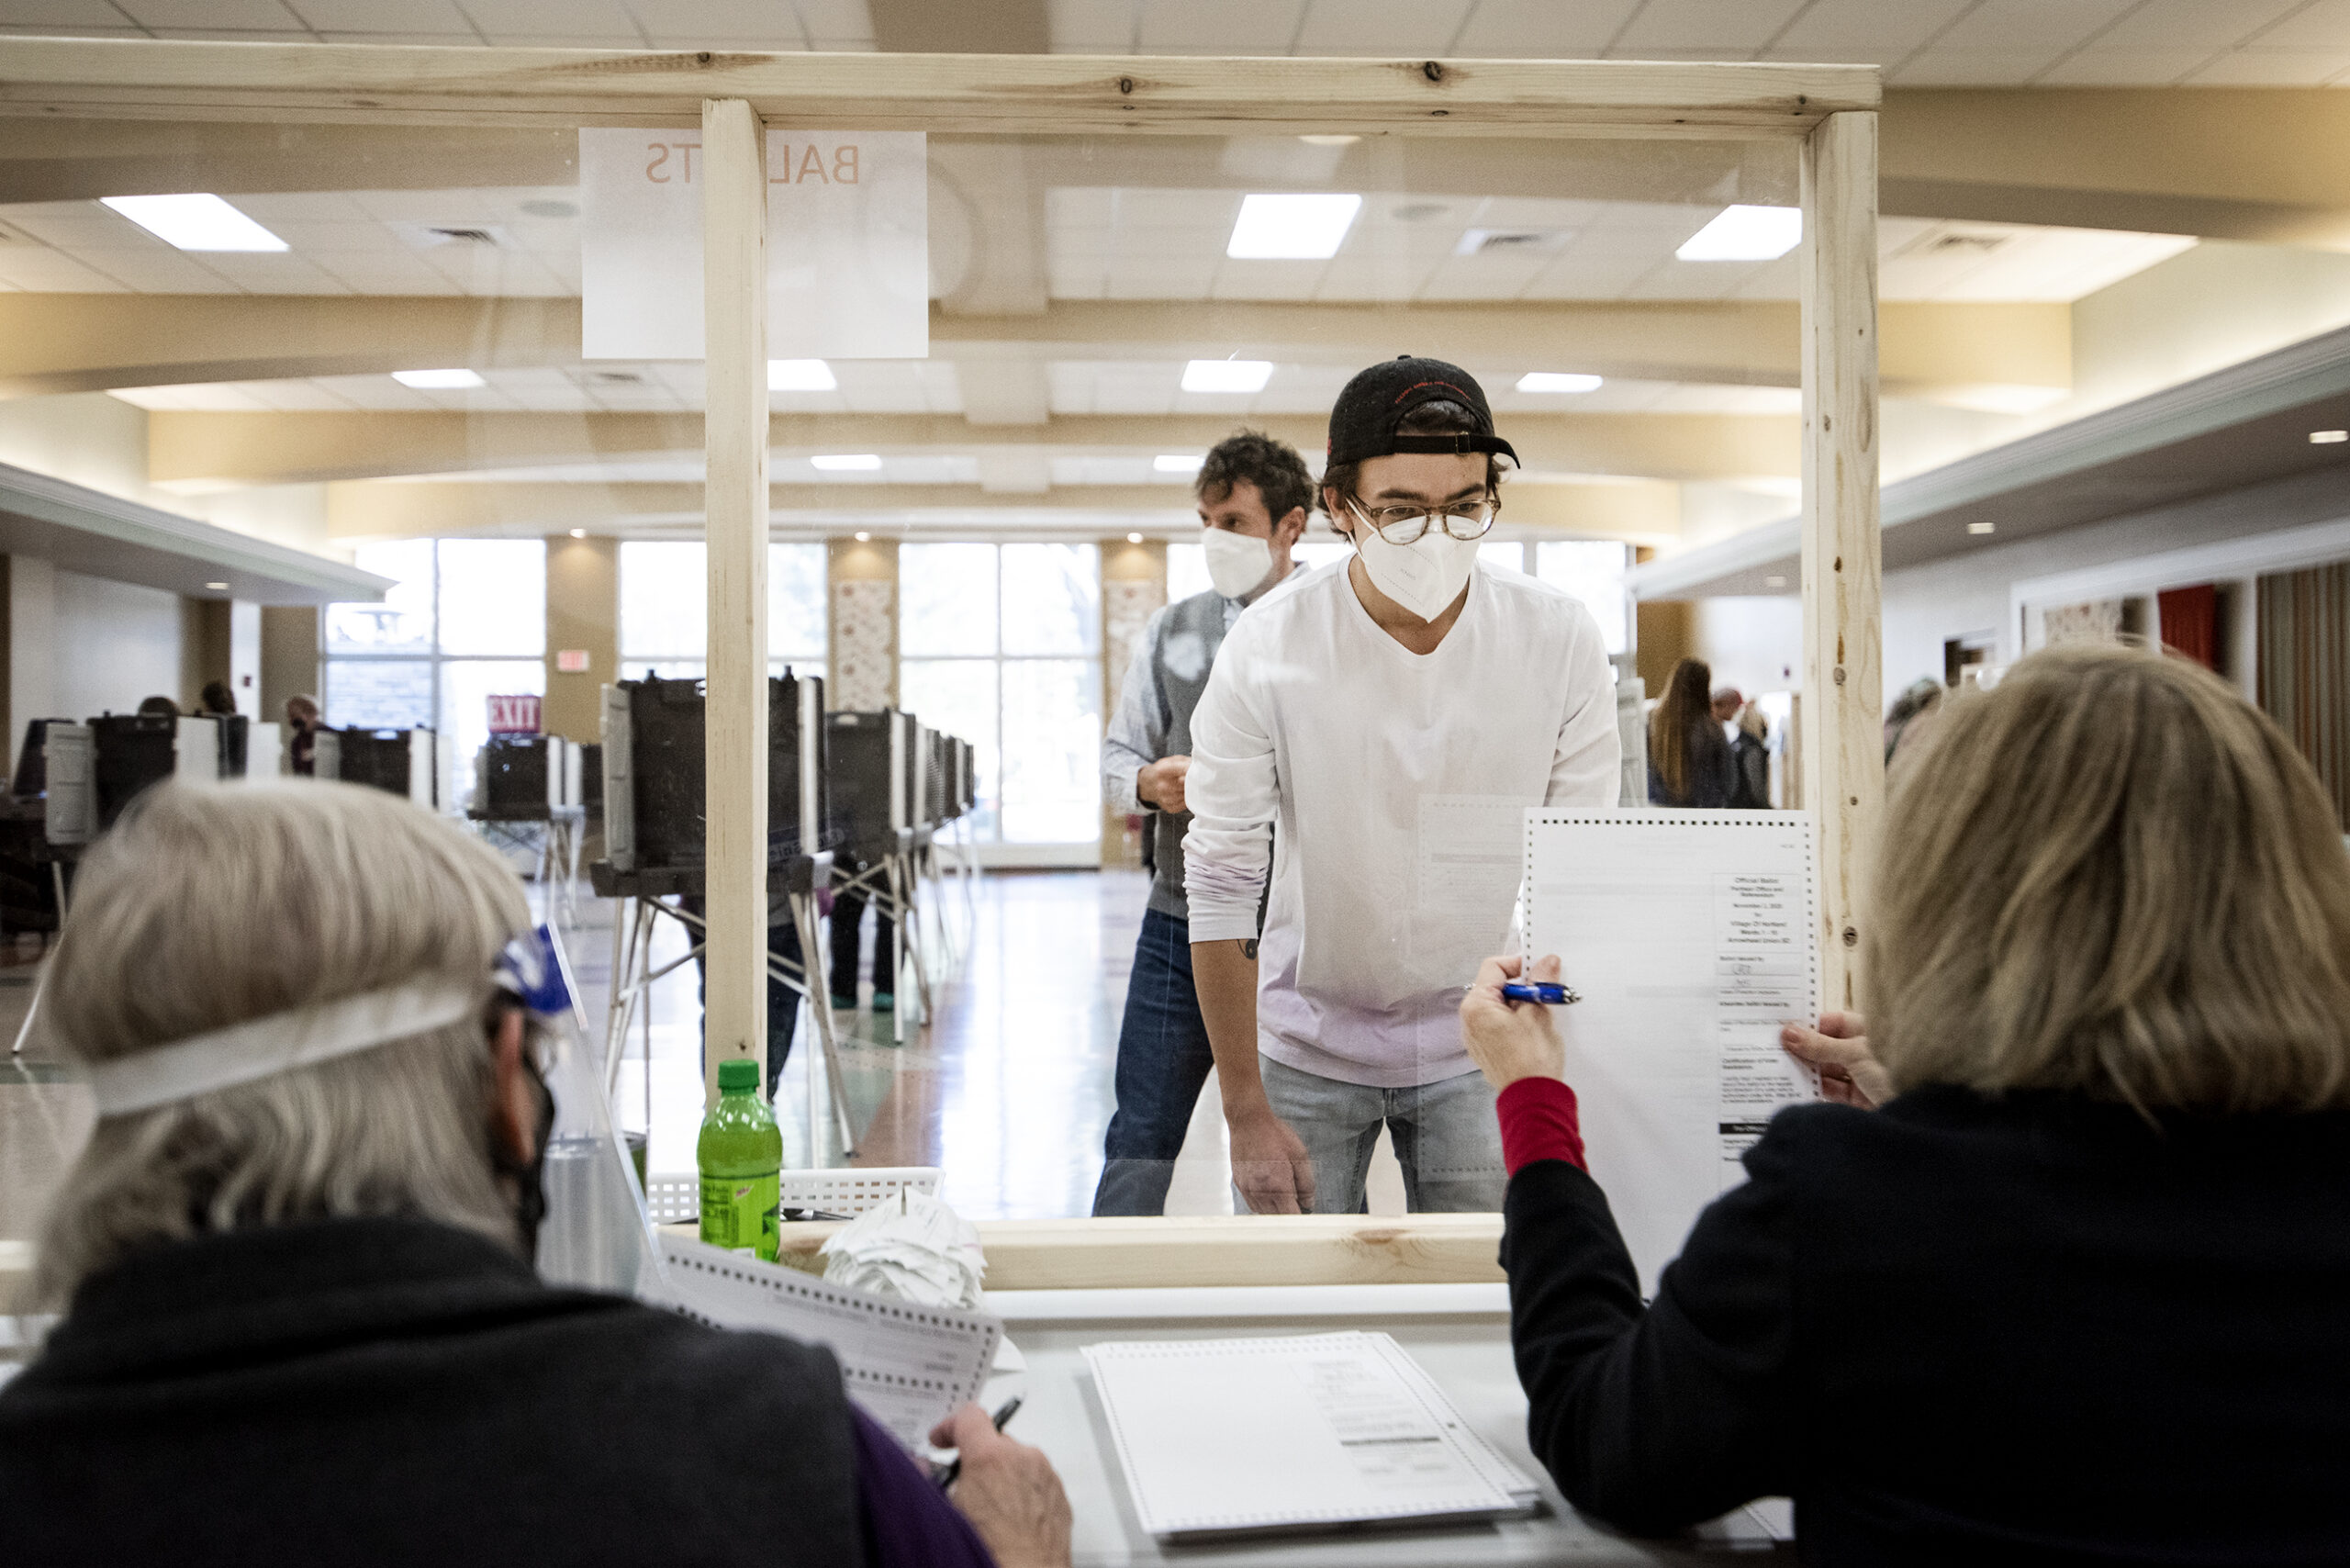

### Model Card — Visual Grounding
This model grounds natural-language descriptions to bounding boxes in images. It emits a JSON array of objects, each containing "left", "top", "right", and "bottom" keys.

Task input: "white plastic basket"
[{"left": 643, "top": 1166, "right": 943, "bottom": 1226}]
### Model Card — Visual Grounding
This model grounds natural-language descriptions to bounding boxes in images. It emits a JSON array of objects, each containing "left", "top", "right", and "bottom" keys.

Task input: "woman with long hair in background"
[{"left": 1646, "top": 656, "right": 1733, "bottom": 808}]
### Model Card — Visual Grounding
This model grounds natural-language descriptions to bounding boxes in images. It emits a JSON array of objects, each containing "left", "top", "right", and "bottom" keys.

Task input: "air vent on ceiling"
[
  {"left": 428, "top": 227, "right": 499, "bottom": 246},
  {"left": 1454, "top": 228, "right": 1570, "bottom": 258},
  {"left": 390, "top": 219, "right": 511, "bottom": 251},
  {"left": 1392, "top": 201, "right": 1451, "bottom": 223},
  {"left": 1929, "top": 232, "right": 2007, "bottom": 255},
  {"left": 590, "top": 370, "right": 645, "bottom": 386}
]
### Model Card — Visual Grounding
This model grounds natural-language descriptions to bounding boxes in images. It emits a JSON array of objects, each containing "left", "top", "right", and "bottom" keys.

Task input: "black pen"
[{"left": 934, "top": 1395, "right": 1024, "bottom": 1491}]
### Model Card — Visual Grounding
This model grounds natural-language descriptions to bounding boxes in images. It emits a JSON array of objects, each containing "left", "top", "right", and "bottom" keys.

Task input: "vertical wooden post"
[
  {"left": 702, "top": 97, "right": 769, "bottom": 1103},
  {"left": 1798, "top": 110, "right": 1884, "bottom": 1014}
]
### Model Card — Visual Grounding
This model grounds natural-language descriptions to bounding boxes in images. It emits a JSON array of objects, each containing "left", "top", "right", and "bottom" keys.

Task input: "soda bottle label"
[{"left": 699, "top": 1170, "right": 781, "bottom": 1261}]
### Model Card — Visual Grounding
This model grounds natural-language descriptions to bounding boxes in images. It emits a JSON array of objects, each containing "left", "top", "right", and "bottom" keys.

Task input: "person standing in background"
[
  {"left": 1648, "top": 658, "right": 1734, "bottom": 808},
  {"left": 197, "top": 681, "right": 238, "bottom": 718},
  {"left": 1710, "top": 685, "right": 1742, "bottom": 745},
  {"left": 1729, "top": 701, "right": 1771, "bottom": 809},
  {"left": 1091, "top": 429, "right": 1313, "bottom": 1216},
  {"left": 285, "top": 694, "right": 320, "bottom": 778},
  {"left": 827, "top": 871, "right": 896, "bottom": 1014},
  {"left": 1185, "top": 359, "right": 1619, "bottom": 1216}
]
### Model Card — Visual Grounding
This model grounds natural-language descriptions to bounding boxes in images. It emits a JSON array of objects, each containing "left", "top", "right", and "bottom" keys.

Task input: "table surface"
[{"left": 976, "top": 1283, "right": 1791, "bottom": 1568}]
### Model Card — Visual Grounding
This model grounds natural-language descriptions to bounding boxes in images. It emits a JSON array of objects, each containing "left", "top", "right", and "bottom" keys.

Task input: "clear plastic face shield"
[{"left": 496, "top": 924, "right": 671, "bottom": 1304}]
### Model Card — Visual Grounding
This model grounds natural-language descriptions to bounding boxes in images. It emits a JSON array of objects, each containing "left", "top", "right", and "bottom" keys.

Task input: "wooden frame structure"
[{"left": 0, "top": 39, "right": 1884, "bottom": 1288}]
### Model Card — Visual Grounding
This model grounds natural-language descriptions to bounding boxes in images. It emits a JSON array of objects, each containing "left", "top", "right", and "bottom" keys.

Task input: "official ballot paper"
[
  {"left": 1523, "top": 810, "right": 1822, "bottom": 1294},
  {"left": 1085, "top": 1332, "right": 1540, "bottom": 1541},
  {"left": 658, "top": 1233, "right": 999, "bottom": 1448}
]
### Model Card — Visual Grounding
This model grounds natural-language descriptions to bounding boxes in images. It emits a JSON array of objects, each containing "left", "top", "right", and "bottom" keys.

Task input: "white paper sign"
[
  {"left": 1523, "top": 810, "right": 1820, "bottom": 1295},
  {"left": 579, "top": 128, "right": 928, "bottom": 361}
]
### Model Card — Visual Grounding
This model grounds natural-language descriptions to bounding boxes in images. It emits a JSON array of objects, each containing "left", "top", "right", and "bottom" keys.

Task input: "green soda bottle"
[{"left": 697, "top": 1058, "right": 782, "bottom": 1261}]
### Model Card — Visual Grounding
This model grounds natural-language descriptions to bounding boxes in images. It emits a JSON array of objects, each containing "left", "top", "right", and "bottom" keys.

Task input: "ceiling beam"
[
  {"left": 325, "top": 476, "right": 1684, "bottom": 542},
  {"left": 4, "top": 293, "right": 2068, "bottom": 407},
  {"left": 151, "top": 409, "right": 1798, "bottom": 487}
]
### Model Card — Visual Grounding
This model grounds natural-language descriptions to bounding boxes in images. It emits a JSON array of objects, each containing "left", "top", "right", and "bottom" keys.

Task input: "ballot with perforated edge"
[
  {"left": 1523, "top": 809, "right": 1821, "bottom": 1295},
  {"left": 1083, "top": 1331, "right": 1539, "bottom": 1541}
]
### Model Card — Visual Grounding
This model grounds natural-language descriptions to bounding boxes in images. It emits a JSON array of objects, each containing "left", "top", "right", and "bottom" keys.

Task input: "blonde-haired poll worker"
[
  {"left": 1462, "top": 644, "right": 2350, "bottom": 1563},
  {"left": 1184, "top": 355, "right": 1619, "bottom": 1215}
]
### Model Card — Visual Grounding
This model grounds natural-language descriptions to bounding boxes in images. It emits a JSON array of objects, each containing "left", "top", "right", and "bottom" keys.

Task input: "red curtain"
[{"left": 2159, "top": 583, "right": 2218, "bottom": 670}]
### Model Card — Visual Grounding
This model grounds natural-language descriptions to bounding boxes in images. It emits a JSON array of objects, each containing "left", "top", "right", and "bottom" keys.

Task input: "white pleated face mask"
[
  {"left": 1348, "top": 517, "right": 1480, "bottom": 622},
  {"left": 1201, "top": 527, "right": 1274, "bottom": 599}
]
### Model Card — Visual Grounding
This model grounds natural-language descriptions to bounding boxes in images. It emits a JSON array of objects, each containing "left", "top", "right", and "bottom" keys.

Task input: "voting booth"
[{"left": 0, "top": 39, "right": 1885, "bottom": 1562}]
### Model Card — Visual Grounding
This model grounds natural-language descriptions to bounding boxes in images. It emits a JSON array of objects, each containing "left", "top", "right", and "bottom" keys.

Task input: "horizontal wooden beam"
[
  {"left": 0, "top": 40, "right": 1874, "bottom": 138},
  {"left": 154, "top": 409, "right": 1796, "bottom": 487},
  {"left": 326, "top": 475, "right": 1684, "bottom": 541},
  {"left": 4, "top": 293, "right": 2065, "bottom": 409}
]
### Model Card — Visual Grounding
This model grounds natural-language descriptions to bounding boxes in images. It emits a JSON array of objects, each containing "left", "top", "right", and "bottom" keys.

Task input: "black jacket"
[
  {"left": 0, "top": 1218, "right": 867, "bottom": 1568},
  {"left": 1501, "top": 1084, "right": 2350, "bottom": 1564}
]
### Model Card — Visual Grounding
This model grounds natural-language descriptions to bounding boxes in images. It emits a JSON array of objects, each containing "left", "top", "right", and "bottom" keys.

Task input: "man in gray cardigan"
[{"left": 1091, "top": 430, "right": 1312, "bottom": 1215}]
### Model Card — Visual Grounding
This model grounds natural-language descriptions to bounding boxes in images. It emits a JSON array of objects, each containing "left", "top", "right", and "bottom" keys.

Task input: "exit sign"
[{"left": 487, "top": 694, "right": 542, "bottom": 734}]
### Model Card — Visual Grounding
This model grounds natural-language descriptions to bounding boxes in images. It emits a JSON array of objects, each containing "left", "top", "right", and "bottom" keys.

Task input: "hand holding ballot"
[
  {"left": 1460, "top": 954, "right": 1570, "bottom": 1092},
  {"left": 1781, "top": 1012, "right": 1891, "bottom": 1109}
]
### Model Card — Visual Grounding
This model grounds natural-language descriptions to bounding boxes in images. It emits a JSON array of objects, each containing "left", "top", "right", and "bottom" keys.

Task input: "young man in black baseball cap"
[{"left": 1179, "top": 356, "right": 1622, "bottom": 1215}]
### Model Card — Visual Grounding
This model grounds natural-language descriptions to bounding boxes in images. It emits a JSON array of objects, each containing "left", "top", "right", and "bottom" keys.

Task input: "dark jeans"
[
  {"left": 679, "top": 895, "right": 802, "bottom": 1099},
  {"left": 1091, "top": 907, "right": 1216, "bottom": 1216},
  {"left": 828, "top": 887, "right": 897, "bottom": 1002}
]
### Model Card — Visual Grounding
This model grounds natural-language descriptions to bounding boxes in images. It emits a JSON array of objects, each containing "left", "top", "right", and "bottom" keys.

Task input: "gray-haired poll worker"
[
  {"left": 1460, "top": 644, "right": 2350, "bottom": 1564},
  {"left": 1184, "top": 356, "right": 1619, "bottom": 1215},
  {"left": 0, "top": 779, "right": 1072, "bottom": 1568},
  {"left": 1092, "top": 429, "right": 1311, "bottom": 1215}
]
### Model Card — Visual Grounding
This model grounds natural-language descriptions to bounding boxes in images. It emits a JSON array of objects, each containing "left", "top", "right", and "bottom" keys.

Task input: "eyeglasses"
[{"left": 1347, "top": 498, "right": 1498, "bottom": 546}]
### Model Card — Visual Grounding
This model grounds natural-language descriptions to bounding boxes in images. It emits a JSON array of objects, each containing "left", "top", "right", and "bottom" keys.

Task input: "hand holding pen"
[{"left": 928, "top": 1398, "right": 1070, "bottom": 1568}]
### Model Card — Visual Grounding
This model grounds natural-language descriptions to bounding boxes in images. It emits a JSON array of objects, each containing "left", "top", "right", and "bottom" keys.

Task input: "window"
[
  {"left": 1536, "top": 542, "right": 1632, "bottom": 656},
  {"left": 323, "top": 539, "right": 547, "bottom": 808},
  {"left": 900, "top": 542, "right": 1101, "bottom": 847},
  {"left": 1477, "top": 542, "right": 1524, "bottom": 573},
  {"left": 617, "top": 541, "right": 829, "bottom": 684}
]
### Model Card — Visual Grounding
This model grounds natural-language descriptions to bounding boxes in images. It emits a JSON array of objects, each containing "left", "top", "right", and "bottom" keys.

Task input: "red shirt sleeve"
[{"left": 1498, "top": 1077, "right": 1586, "bottom": 1176}]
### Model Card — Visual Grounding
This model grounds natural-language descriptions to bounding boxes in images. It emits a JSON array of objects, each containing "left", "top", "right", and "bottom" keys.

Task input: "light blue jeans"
[{"left": 1256, "top": 1056, "right": 1506, "bottom": 1214}]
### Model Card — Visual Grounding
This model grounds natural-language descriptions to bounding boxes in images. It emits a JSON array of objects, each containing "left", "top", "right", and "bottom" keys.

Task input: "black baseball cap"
[{"left": 1326, "top": 354, "right": 1518, "bottom": 468}]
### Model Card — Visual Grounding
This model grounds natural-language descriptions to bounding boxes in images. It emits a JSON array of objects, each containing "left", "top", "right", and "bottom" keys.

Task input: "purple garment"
[{"left": 852, "top": 1406, "right": 997, "bottom": 1568}]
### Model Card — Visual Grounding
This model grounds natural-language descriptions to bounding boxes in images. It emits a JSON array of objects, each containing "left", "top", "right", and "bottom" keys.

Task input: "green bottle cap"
[{"left": 716, "top": 1058, "right": 759, "bottom": 1092}]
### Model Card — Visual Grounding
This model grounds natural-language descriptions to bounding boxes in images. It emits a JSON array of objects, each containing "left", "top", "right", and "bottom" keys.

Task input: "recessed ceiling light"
[
  {"left": 1298, "top": 134, "right": 1360, "bottom": 147},
  {"left": 1516, "top": 372, "right": 1603, "bottom": 395},
  {"left": 392, "top": 368, "right": 484, "bottom": 389},
  {"left": 205, "top": 581, "right": 229, "bottom": 591},
  {"left": 1182, "top": 359, "right": 1274, "bottom": 395},
  {"left": 811, "top": 454, "right": 882, "bottom": 472},
  {"left": 100, "top": 193, "right": 286, "bottom": 252},
  {"left": 1226, "top": 193, "right": 1362, "bottom": 260},
  {"left": 768, "top": 359, "right": 837, "bottom": 392},
  {"left": 854, "top": 530, "right": 871, "bottom": 543},
  {"left": 1764, "top": 576, "right": 1786, "bottom": 589},
  {"left": 2311, "top": 429, "right": 2349, "bottom": 444},
  {"left": 568, "top": 528, "right": 588, "bottom": 539},
  {"left": 1153, "top": 454, "right": 1204, "bottom": 473},
  {"left": 1967, "top": 521, "right": 1997, "bottom": 535},
  {"left": 1126, "top": 532, "right": 1145, "bottom": 544},
  {"left": 1677, "top": 204, "right": 1803, "bottom": 262}
]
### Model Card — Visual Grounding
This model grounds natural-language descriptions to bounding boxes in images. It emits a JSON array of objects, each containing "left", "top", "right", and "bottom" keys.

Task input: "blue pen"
[{"left": 1502, "top": 981, "right": 1581, "bottom": 1006}]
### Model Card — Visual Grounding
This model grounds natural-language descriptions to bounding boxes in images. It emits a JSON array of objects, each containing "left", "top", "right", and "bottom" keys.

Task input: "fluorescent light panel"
[
  {"left": 1181, "top": 359, "right": 1273, "bottom": 395},
  {"left": 768, "top": 358, "right": 836, "bottom": 391},
  {"left": 1516, "top": 373, "right": 1603, "bottom": 394},
  {"left": 100, "top": 193, "right": 287, "bottom": 252},
  {"left": 811, "top": 454, "right": 882, "bottom": 471},
  {"left": 1677, "top": 204, "right": 1803, "bottom": 262},
  {"left": 2311, "top": 430, "right": 2349, "bottom": 444},
  {"left": 1153, "top": 454, "right": 1203, "bottom": 473},
  {"left": 1226, "top": 193, "right": 1362, "bottom": 260},
  {"left": 391, "top": 368, "right": 484, "bottom": 389}
]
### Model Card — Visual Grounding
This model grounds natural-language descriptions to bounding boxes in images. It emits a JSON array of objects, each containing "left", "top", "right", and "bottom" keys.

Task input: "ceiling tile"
[
  {"left": 1891, "top": 47, "right": 2070, "bottom": 84},
  {"left": 2184, "top": 47, "right": 2350, "bottom": 83},
  {"left": 2246, "top": 0, "right": 2350, "bottom": 49},
  {"left": 457, "top": 0, "right": 641, "bottom": 39},
  {"left": 0, "top": 0, "right": 133, "bottom": 20},
  {"left": 792, "top": 0, "right": 871, "bottom": 45},
  {"left": 2092, "top": 0, "right": 2300, "bottom": 49},
  {"left": 113, "top": 0, "right": 306, "bottom": 28},
  {"left": 0, "top": 250, "right": 129, "bottom": 291},
  {"left": 1049, "top": 0, "right": 1135, "bottom": 50},
  {"left": 1451, "top": 0, "right": 1640, "bottom": 55},
  {"left": 2033, "top": 47, "right": 2213, "bottom": 83},
  {"left": 288, "top": 0, "right": 473, "bottom": 26},
  {"left": 1929, "top": 0, "right": 2134, "bottom": 50},
  {"left": 1136, "top": 0, "right": 1304, "bottom": 51},
  {"left": 0, "top": 22, "right": 147, "bottom": 33},
  {"left": 307, "top": 252, "right": 467, "bottom": 294},
  {"left": 68, "top": 248, "right": 236, "bottom": 292},
  {"left": 1612, "top": 0, "right": 1807, "bottom": 51},
  {"left": 1518, "top": 254, "right": 1661, "bottom": 298},
  {"left": 1766, "top": 0, "right": 1974, "bottom": 53},
  {"left": 1292, "top": 0, "right": 1470, "bottom": 55},
  {"left": 1207, "top": 257, "right": 1326, "bottom": 299},
  {"left": 148, "top": 23, "right": 314, "bottom": 34},
  {"left": 625, "top": 0, "right": 808, "bottom": 46}
]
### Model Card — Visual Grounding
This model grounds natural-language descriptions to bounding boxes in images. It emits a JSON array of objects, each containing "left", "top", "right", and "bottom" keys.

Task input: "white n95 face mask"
[
  {"left": 1201, "top": 527, "right": 1274, "bottom": 599},
  {"left": 1349, "top": 518, "right": 1480, "bottom": 622}
]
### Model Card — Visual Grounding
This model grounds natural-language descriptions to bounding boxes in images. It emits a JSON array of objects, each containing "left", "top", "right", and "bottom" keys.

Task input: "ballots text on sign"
[
  {"left": 486, "top": 694, "right": 542, "bottom": 735},
  {"left": 578, "top": 129, "right": 928, "bottom": 361}
]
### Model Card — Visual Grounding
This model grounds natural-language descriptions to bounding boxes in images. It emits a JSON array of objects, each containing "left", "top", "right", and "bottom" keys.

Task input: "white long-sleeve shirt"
[{"left": 1183, "top": 559, "right": 1621, "bottom": 1088}]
